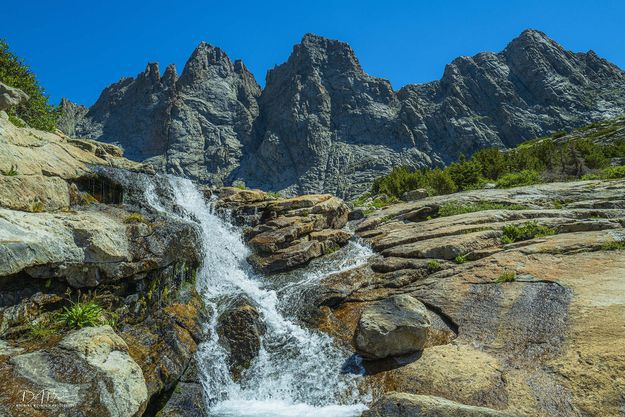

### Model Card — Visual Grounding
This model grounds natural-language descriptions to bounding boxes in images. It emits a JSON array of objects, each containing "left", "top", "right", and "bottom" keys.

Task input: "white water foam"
[{"left": 147, "top": 176, "right": 372, "bottom": 417}]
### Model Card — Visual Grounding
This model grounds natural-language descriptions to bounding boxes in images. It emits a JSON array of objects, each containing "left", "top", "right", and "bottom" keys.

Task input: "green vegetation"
[
  {"left": 0, "top": 39, "right": 57, "bottom": 131},
  {"left": 601, "top": 240, "right": 625, "bottom": 251},
  {"left": 501, "top": 222, "right": 556, "bottom": 244},
  {"left": 1, "top": 164, "right": 18, "bottom": 176},
  {"left": 8, "top": 114, "right": 26, "bottom": 128},
  {"left": 31, "top": 200, "right": 44, "bottom": 213},
  {"left": 496, "top": 270, "right": 517, "bottom": 283},
  {"left": 124, "top": 212, "right": 146, "bottom": 223},
  {"left": 29, "top": 321, "right": 55, "bottom": 338},
  {"left": 438, "top": 202, "right": 528, "bottom": 217},
  {"left": 266, "top": 191, "right": 282, "bottom": 198},
  {"left": 58, "top": 301, "right": 105, "bottom": 329},
  {"left": 427, "top": 259, "right": 441, "bottom": 271},
  {"left": 366, "top": 118, "right": 625, "bottom": 202},
  {"left": 495, "top": 170, "right": 541, "bottom": 188},
  {"left": 453, "top": 254, "right": 467, "bottom": 264},
  {"left": 582, "top": 165, "right": 625, "bottom": 180}
]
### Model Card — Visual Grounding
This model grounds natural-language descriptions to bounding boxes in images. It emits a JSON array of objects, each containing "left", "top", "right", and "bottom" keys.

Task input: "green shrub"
[
  {"left": 1, "top": 164, "right": 18, "bottom": 176},
  {"left": 58, "top": 301, "right": 104, "bottom": 329},
  {"left": 438, "top": 202, "right": 528, "bottom": 217},
  {"left": 574, "top": 139, "right": 609, "bottom": 169},
  {"left": 0, "top": 39, "right": 57, "bottom": 131},
  {"left": 496, "top": 270, "right": 516, "bottom": 283},
  {"left": 501, "top": 222, "right": 555, "bottom": 244},
  {"left": 425, "top": 168, "right": 457, "bottom": 195},
  {"left": 496, "top": 170, "right": 542, "bottom": 188},
  {"left": 472, "top": 148, "right": 508, "bottom": 180},
  {"left": 427, "top": 259, "right": 441, "bottom": 271},
  {"left": 601, "top": 240, "right": 625, "bottom": 251},
  {"left": 582, "top": 165, "right": 625, "bottom": 180},
  {"left": 8, "top": 114, "right": 26, "bottom": 128},
  {"left": 352, "top": 192, "right": 371, "bottom": 207},
  {"left": 551, "top": 131, "right": 566, "bottom": 139},
  {"left": 453, "top": 254, "right": 467, "bottom": 264},
  {"left": 445, "top": 155, "right": 484, "bottom": 190}
]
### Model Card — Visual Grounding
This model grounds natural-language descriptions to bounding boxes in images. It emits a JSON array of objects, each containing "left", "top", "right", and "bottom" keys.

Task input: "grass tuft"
[
  {"left": 501, "top": 222, "right": 555, "bottom": 244},
  {"left": 57, "top": 301, "right": 104, "bottom": 329},
  {"left": 1, "top": 164, "right": 18, "bottom": 176},
  {"left": 496, "top": 270, "right": 517, "bottom": 283}
]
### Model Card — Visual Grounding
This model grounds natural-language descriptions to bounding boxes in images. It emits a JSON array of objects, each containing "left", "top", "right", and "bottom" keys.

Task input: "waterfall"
[{"left": 146, "top": 176, "right": 372, "bottom": 417}]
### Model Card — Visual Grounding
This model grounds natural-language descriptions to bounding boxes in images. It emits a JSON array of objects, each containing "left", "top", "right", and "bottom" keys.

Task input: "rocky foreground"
[
  {"left": 2, "top": 90, "right": 625, "bottom": 416},
  {"left": 313, "top": 180, "right": 625, "bottom": 417},
  {"left": 0, "top": 109, "right": 353, "bottom": 416}
]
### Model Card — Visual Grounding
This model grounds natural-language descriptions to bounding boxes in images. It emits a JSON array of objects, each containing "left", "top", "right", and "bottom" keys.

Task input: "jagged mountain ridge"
[{"left": 60, "top": 29, "right": 625, "bottom": 198}]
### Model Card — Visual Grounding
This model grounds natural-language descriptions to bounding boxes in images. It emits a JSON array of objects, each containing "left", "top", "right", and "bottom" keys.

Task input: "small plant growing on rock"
[
  {"left": 29, "top": 320, "right": 55, "bottom": 337},
  {"left": 454, "top": 254, "right": 467, "bottom": 264},
  {"left": 601, "top": 240, "right": 625, "bottom": 251},
  {"left": 427, "top": 259, "right": 441, "bottom": 271},
  {"left": 501, "top": 222, "right": 555, "bottom": 244},
  {"left": 31, "top": 200, "right": 44, "bottom": 212},
  {"left": 1, "top": 164, "right": 18, "bottom": 176},
  {"left": 496, "top": 270, "right": 517, "bottom": 283},
  {"left": 124, "top": 212, "right": 146, "bottom": 224},
  {"left": 58, "top": 301, "right": 104, "bottom": 329}
]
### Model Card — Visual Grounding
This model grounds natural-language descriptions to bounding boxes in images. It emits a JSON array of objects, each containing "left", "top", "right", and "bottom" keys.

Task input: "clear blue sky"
[{"left": 4, "top": 0, "right": 625, "bottom": 106}]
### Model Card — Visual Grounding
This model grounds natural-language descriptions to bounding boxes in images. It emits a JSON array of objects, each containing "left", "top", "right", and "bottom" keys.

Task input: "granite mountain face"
[{"left": 60, "top": 29, "right": 625, "bottom": 198}]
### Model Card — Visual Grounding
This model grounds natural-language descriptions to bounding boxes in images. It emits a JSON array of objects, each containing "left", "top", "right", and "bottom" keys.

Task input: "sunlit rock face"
[{"left": 62, "top": 29, "right": 625, "bottom": 198}]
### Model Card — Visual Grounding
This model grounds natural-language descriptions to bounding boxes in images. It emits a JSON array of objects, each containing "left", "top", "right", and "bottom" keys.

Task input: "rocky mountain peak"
[
  {"left": 270, "top": 33, "right": 363, "bottom": 81},
  {"left": 61, "top": 30, "right": 625, "bottom": 198},
  {"left": 180, "top": 42, "right": 233, "bottom": 80}
]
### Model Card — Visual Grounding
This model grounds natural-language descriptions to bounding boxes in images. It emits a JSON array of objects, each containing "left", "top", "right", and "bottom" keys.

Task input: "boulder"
[
  {"left": 401, "top": 189, "right": 429, "bottom": 202},
  {"left": 1, "top": 326, "right": 148, "bottom": 417},
  {"left": 217, "top": 301, "right": 265, "bottom": 379},
  {"left": 355, "top": 294, "right": 430, "bottom": 359},
  {"left": 362, "top": 392, "right": 513, "bottom": 417},
  {"left": 0, "top": 82, "right": 29, "bottom": 111}
]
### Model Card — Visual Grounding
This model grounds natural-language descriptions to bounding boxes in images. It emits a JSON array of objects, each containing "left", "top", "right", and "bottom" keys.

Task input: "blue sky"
[{"left": 4, "top": 0, "right": 625, "bottom": 106}]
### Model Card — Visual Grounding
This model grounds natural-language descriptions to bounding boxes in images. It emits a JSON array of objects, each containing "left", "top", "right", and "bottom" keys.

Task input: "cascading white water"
[{"left": 147, "top": 176, "right": 372, "bottom": 417}]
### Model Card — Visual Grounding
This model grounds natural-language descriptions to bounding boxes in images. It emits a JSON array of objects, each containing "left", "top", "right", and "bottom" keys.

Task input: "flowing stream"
[{"left": 147, "top": 176, "right": 372, "bottom": 417}]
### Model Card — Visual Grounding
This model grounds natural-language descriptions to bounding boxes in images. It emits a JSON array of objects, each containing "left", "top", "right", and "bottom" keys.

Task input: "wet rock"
[
  {"left": 362, "top": 392, "right": 513, "bottom": 417},
  {"left": 355, "top": 294, "right": 430, "bottom": 359},
  {"left": 348, "top": 208, "right": 365, "bottom": 221},
  {"left": 155, "top": 358, "right": 207, "bottom": 417},
  {"left": 217, "top": 301, "right": 265, "bottom": 379}
]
